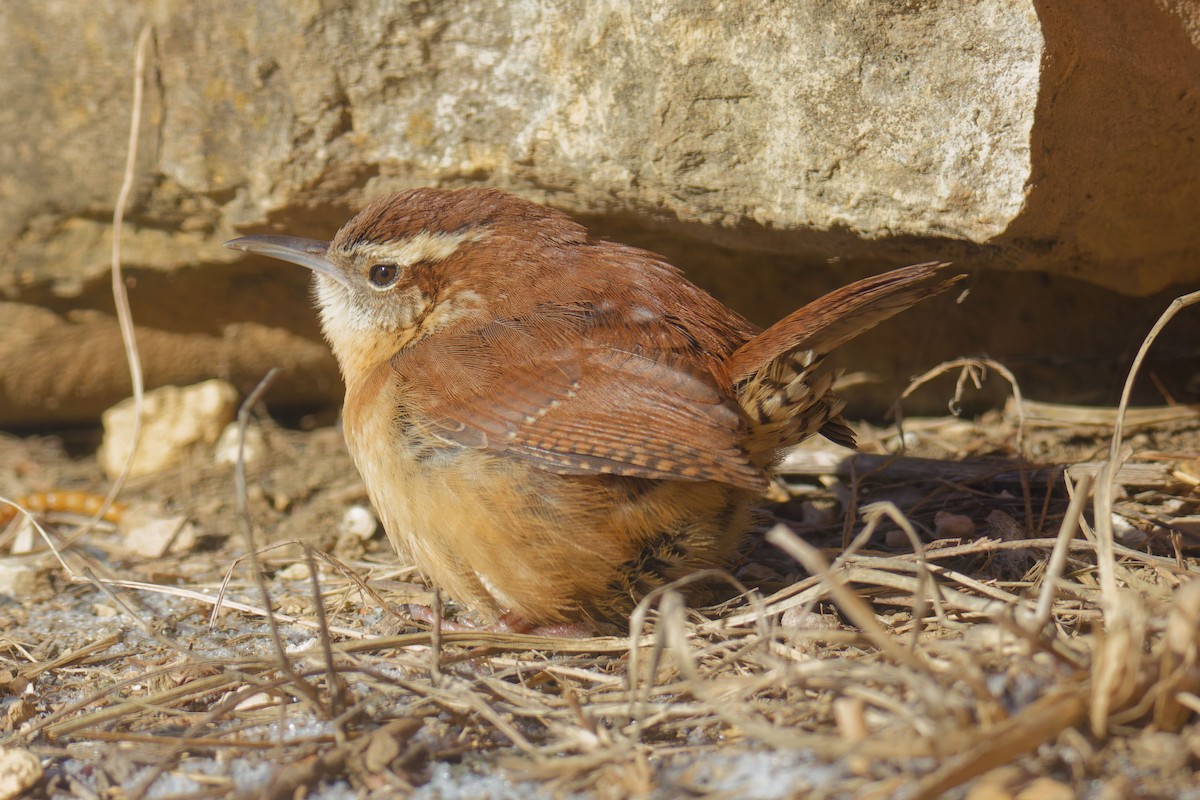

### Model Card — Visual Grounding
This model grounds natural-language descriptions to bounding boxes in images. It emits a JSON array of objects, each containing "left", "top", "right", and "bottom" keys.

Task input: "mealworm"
[{"left": 0, "top": 492, "right": 125, "bottom": 526}]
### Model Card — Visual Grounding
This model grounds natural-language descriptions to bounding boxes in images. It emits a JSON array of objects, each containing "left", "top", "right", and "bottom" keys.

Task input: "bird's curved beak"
[{"left": 224, "top": 235, "right": 352, "bottom": 289}]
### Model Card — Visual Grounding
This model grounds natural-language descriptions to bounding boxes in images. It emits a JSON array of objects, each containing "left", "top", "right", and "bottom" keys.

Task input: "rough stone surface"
[
  {"left": 2, "top": 1, "right": 1199, "bottom": 424},
  {"left": 99, "top": 380, "right": 239, "bottom": 478}
]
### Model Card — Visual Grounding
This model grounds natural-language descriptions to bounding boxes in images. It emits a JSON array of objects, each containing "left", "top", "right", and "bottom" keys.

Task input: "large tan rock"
[{"left": 1, "top": 1, "right": 1198, "bottom": 424}]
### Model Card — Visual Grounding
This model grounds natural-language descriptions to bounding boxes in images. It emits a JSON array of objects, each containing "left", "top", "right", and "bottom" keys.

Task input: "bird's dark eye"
[{"left": 367, "top": 263, "right": 399, "bottom": 287}]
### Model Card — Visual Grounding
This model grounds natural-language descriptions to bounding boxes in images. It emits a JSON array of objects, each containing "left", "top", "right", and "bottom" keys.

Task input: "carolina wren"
[{"left": 226, "top": 187, "right": 960, "bottom": 630}]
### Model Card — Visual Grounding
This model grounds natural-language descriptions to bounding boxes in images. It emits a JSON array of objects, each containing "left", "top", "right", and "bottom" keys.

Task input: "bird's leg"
[
  {"left": 495, "top": 611, "right": 597, "bottom": 639},
  {"left": 401, "top": 604, "right": 596, "bottom": 638},
  {"left": 399, "top": 603, "right": 478, "bottom": 632}
]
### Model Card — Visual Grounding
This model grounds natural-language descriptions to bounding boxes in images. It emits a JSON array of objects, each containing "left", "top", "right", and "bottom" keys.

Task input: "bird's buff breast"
[
  {"left": 340, "top": 375, "right": 753, "bottom": 626},
  {"left": 340, "top": 369, "right": 654, "bottom": 624}
]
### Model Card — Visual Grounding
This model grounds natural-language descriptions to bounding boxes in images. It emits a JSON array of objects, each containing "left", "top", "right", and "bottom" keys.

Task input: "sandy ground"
[{"left": 2, "top": 404, "right": 1200, "bottom": 799}]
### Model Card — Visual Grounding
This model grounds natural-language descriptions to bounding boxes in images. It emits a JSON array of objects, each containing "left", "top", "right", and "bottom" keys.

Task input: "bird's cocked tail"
[{"left": 729, "top": 262, "right": 963, "bottom": 462}]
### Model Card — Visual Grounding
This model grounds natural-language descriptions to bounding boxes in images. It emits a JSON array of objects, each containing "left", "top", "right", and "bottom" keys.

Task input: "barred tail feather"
[{"left": 726, "top": 262, "right": 962, "bottom": 383}]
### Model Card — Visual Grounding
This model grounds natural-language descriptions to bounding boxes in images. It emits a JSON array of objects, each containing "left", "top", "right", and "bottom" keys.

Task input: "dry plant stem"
[
  {"left": 1020, "top": 398, "right": 1200, "bottom": 427},
  {"left": 840, "top": 460, "right": 861, "bottom": 550},
  {"left": 0, "top": 499, "right": 75, "bottom": 577},
  {"left": 28, "top": 658, "right": 270, "bottom": 741},
  {"left": 896, "top": 358, "right": 1032, "bottom": 528},
  {"left": 714, "top": 521, "right": 884, "bottom": 632},
  {"left": 97, "top": 576, "right": 367, "bottom": 639},
  {"left": 625, "top": 569, "right": 749, "bottom": 729},
  {"left": 430, "top": 586, "right": 443, "bottom": 687},
  {"left": 78, "top": 23, "right": 152, "bottom": 542},
  {"left": 460, "top": 686, "right": 539, "bottom": 754},
  {"left": 910, "top": 689, "right": 1087, "bottom": 800},
  {"left": 127, "top": 671, "right": 312, "bottom": 800},
  {"left": 655, "top": 591, "right": 851, "bottom": 752},
  {"left": 10, "top": 633, "right": 121, "bottom": 682},
  {"left": 862, "top": 502, "right": 939, "bottom": 641},
  {"left": 1096, "top": 289, "right": 1200, "bottom": 605},
  {"left": 1157, "top": 581, "right": 1200, "bottom": 730},
  {"left": 781, "top": 451, "right": 1174, "bottom": 490},
  {"left": 742, "top": 509, "right": 941, "bottom": 638},
  {"left": 717, "top": 532, "right": 1181, "bottom": 633},
  {"left": 209, "top": 539, "right": 306, "bottom": 629},
  {"left": 207, "top": 540, "right": 400, "bottom": 631},
  {"left": 78, "top": 730, "right": 333, "bottom": 749},
  {"left": 1034, "top": 471, "right": 1093, "bottom": 627},
  {"left": 234, "top": 368, "right": 326, "bottom": 717},
  {"left": 1037, "top": 469, "right": 1057, "bottom": 533},
  {"left": 1091, "top": 288, "right": 1200, "bottom": 736},
  {"left": 5, "top": 27, "right": 153, "bottom": 630},
  {"left": 334, "top": 630, "right": 637, "bottom": 658},
  {"left": 898, "top": 357, "right": 1026, "bottom": 454},
  {"left": 767, "top": 524, "right": 931, "bottom": 673},
  {"left": 80, "top": 567, "right": 196, "bottom": 659},
  {"left": 317, "top": 551, "right": 414, "bottom": 627},
  {"left": 304, "top": 545, "right": 344, "bottom": 717}
]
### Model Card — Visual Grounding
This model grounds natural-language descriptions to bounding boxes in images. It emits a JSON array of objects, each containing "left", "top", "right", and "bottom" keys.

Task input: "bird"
[{"left": 225, "top": 187, "right": 961, "bottom": 633}]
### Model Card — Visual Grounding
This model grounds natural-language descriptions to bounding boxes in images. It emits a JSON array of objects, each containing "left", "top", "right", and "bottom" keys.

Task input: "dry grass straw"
[
  {"left": 20, "top": 321, "right": 1186, "bottom": 796},
  {"left": 5, "top": 326, "right": 1200, "bottom": 797}
]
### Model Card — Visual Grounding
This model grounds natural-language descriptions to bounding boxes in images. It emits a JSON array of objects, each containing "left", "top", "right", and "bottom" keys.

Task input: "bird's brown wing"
[{"left": 389, "top": 313, "right": 767, "bottom": 491}]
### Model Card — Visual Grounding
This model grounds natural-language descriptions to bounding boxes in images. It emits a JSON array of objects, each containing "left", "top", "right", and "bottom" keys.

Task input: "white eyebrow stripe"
[{"left": 336, "top": 228, "right": 490, "bottom": 266}]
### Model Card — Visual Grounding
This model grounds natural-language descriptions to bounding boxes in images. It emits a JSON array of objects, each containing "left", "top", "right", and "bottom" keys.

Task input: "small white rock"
[
  {"left": 278, "top": 562, "right": 312, "bottom": 581},
  {"left": 1111, "top": 512, "right": 1146, "bottom": 544},
  {"left": 1161, "top": 498, "right": 1188, "bottom": 515},
  {"left": 122, "top": 514, "right": 196, "bottom": 559},
  {"left": 99, "top": 379, "right": 239, "bottom": 479},
  {"left": 780, "top": 607, "right": 843, "bottom": 631},
  {"left": 286, "top": 636, "right": 320, "bottom": 655},
  {"left": 0, "top": 562, "right": 39, "bottom": 598},
  {"left": 0, "top": 747, "right": 42, "bottom": 800},
  {"left": 339, "top": 504, "right": 378, "bottom": 541},
  {"left": 9, "top": 517, "right": 37, "bottom": 555},
  {"left": 231, "top": 690, "right": 282, "bottom": 712},
  {"left": 213, "top": 420, "right": 264, "bottom": 467}
]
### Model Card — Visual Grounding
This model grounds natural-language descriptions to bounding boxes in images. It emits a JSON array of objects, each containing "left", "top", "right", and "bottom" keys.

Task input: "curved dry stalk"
[
  {"left": 93, "top": 576, "right": 367, "bottom": 639},
  {"left": 897, "top": 357, "right": 1026, "bottom": 456},
  {"left": 1089, "top": 289, "right": 1200, "bottom": 735},
  {"left": 1033, "top": 471, "right": 1093, "bottom": 627},
  {"left": 232, "top": 369, "right": 327, "bottom": 719},
  {"left": 1155, "top": 579, "right": 1200, "bottom": 732},
  {"left": 1095, "top": 289, "right": 1200, "bottom": 607},
  {"left": 767, "top": 524, "right": 932, "bottom": 674},
  {"left": 657, "top": 590, "right": 811, "bottom": 749},
  {"left": 861, "top": 502, "right": 943, "bottom": 644},
  {"left": 208, "top": 539, "right": 308, "bottom": 629},
  {"left": 77, "top": 23, "right": 153, "bottom": 543},
  {"left": 0, "top": 497, "right": 75, "bottom": 577},
  {"left": 625, "top": 568, "right": 750, "bottom": 730}
]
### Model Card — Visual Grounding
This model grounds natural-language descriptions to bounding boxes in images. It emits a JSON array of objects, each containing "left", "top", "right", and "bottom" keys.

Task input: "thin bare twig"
[
  {"left": 1034, "top": 471, "right": 1093, "bottom": 627},
  {"left": 234, "top": 369, "right": 326, "bottom": 717},
  {"left": 80, "top": 23, "right": 153, "bottom": 541}
]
